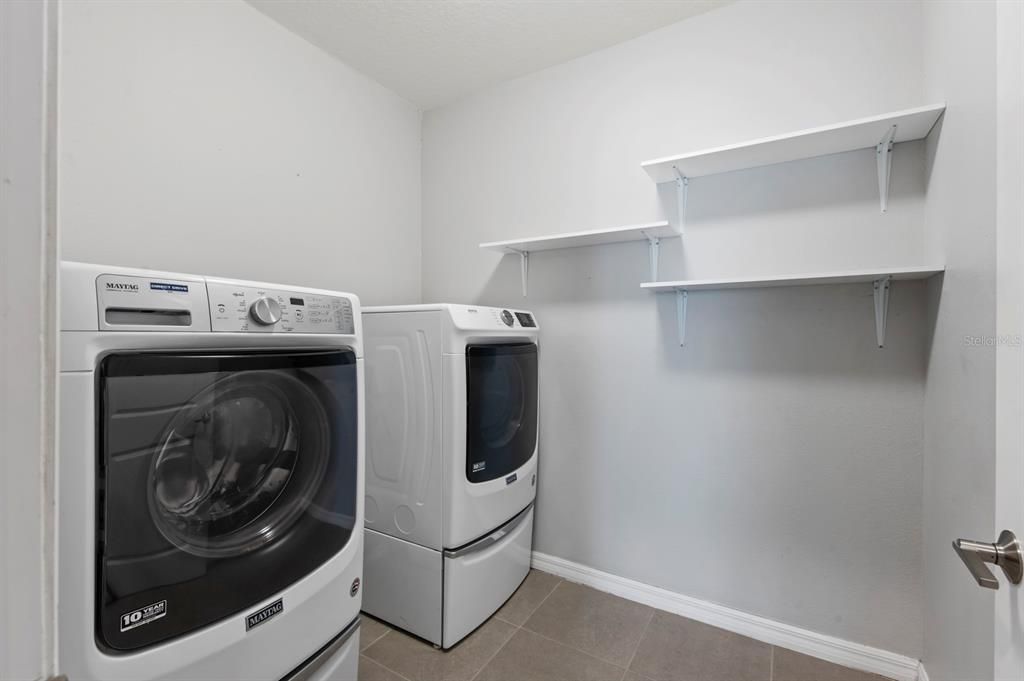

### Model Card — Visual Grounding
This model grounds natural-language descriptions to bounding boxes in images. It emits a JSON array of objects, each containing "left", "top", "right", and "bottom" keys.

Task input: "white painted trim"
[
  {"left": 532, "top": 552, "right": 922, "bottom": 681},
  {"left": 993, "top": 1, "right": 1024, "bottom": 679},
  {"left": 0, "top": 1, "right": 59, "bottom": 679}
]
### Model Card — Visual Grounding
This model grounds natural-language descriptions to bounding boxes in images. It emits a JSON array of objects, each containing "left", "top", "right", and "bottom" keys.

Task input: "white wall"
[
  {"left": 1, "top": 0, "right": 59, "bottom": 679},
  {"left": 920, "top": 3, "right": 999, "bottom": 680},
  {"left": 59, "top": 0, "right": 422, "bottom": 304},
  {"left": 423, "top": 0, "right": 929, "bottom": 656}
]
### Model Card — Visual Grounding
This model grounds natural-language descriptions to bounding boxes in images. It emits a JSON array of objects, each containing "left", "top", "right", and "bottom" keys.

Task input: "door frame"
[
  {"left": 993, "top": 1, "right": 1024, "bottom": 679},
  {"left": 0, "top": 0, "right": 59, "bottom": 678}
]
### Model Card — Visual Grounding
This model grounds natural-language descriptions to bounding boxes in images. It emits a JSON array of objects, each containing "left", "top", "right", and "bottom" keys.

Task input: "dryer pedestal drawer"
[
  {"left": 442, "top": 506, "right": 533, "bottom": 648},
  {"left": 362, "top": 529, "right": 443, "bottom": 645}
]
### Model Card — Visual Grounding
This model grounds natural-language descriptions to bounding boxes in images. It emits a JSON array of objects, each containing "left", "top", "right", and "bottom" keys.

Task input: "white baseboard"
[{"left": 531, "top": 551, "right": 922, "bottom": 681}]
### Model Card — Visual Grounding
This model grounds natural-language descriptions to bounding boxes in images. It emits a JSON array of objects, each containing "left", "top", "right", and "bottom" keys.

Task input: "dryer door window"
[
  {"left": 465, "top": 343, "right": 538, "bottom": 483},
  {"left": 97, "top": 350, "right": 358, "bottom": 652}
]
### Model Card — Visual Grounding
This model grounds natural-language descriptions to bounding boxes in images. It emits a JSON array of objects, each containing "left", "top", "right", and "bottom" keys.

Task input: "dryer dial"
[
  {"left": 500, "top": 310, "right": 514, "bottom": 327},
  {"left": 249, "top": 297, "right": 282, "bottom": 326}
]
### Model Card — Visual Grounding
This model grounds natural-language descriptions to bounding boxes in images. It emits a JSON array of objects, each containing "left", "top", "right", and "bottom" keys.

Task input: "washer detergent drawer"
[{"left": 442, "top": 506, "right": 533, "bottom": 648}]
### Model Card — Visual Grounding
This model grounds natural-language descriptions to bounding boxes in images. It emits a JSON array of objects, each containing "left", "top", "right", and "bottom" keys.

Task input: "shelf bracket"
[
  {"left": 676, "top": 289, "right": 688, "bottom": 346},
  {"left": 873, "top": 276, "right": 891, "bottom": 348},
  {"left": 645, "top": 234, "right": 661, "bottom": 281},
  {"left": 876, "top": 125, "right": 897, "bottom": 213},
  {"left": 673, "top": 166, "right": 689, "bottom": 233},
  {"left": 518, "top": 250, "right": 529, "bottom": 298}
]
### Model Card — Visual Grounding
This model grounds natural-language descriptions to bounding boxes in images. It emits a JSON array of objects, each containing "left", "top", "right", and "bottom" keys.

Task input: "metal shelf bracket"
[
  {"left": 673, "top": 166, "right": 689, "bottom": 233},
  {"left": 645, "top": 234, "right": 661, "bottom": 281},
  {"left": 676, "top": 290, "right": 688, "bottom": 346},
  {"left": 873, "top": 276, "right": 891, "bottom": 347},
  {"left": 876, "top": 125, "right": 897, "bottom": 213},
  {"left": 518, "top": 250, "right": 529, "bottom": 298}
]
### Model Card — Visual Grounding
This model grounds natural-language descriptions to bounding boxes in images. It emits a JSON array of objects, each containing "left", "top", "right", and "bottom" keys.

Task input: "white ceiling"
[{"left": 246, "top": 0, "right": 732, "bottom": 109}]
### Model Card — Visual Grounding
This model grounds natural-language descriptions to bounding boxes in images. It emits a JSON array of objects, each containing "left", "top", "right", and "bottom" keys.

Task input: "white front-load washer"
[
  {"left": 57, "top": 262, "right": 365, "bottom": 680},
  {"left": 362, "top": 304, "right": 539, "bottom": 648}
]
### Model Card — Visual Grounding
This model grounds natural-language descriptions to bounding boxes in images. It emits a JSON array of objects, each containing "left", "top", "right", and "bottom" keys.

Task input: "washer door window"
[
  {"left": 97, "top": 350, "right": 358, "bottom": 652},
  {"left": 465, "top": 343, "right": 538, "bottom": 483}
]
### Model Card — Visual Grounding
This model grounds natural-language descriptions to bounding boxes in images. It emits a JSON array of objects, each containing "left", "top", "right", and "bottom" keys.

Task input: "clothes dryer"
[{"left": 362, "top": 305, "right": 538, "bottom": 648}]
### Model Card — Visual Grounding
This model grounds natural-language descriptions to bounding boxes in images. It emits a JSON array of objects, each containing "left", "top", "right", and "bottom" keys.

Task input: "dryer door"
[
  {"left": 97, "top": 349, "right": 358, "bottom": 652},
  {"left": 465, "top": 343, "right": 539, "bottom": 483}
]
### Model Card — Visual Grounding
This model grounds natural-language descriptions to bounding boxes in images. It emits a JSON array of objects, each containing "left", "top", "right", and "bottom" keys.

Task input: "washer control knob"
[
  {"left": 249, "top": 297, "right": 282, "bottom": 326},
  {"left": 501, "top": 310, "right": 514, "bottom": 327}
]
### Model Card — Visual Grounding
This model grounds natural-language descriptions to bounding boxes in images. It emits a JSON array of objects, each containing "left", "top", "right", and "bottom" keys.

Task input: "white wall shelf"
[
  {"left": 481, "top": 221, "right": 679, "bottom": 296},
  {"left": 642, "top": 103, "right": 946, "bottom": 227},
  {"left": 642, "top": 265, "right": 944, "bottom": 347}
]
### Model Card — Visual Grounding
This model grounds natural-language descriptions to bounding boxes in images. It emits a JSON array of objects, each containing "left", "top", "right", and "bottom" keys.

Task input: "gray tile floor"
[{"left": 359, "top": 569, "right": 892, "bottom": 681}]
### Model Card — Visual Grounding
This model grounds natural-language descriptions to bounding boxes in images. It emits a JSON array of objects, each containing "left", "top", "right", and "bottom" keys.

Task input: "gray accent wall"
[{"left": 422, "top": 0, "right": 929, "bottom": 657}]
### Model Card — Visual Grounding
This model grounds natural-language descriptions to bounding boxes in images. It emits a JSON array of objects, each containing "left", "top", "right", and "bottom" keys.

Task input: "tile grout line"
[
  {"left": 623, "top": 608, "right": 656, "bottom": 674},
  {"left": 526, "top": 576, "right": 564, "bottom": 621},
  {"left": 468, "top": 626, "right": 517, "bottom": 681},
  {"left": 520, "top": 623, "right": 636, "bottom": 672},
  {"left": 360, "top": 653, "right": 415, "bottom": 681},
  {"left": 370, "top": 574, "right": 571, "bottom": 681},
  {"left": 533, "top": 565, "right": 902, "bottom": 681},
  {"left": 522, "top": 577, "right": 653, "bottom": 673},
  {"left": 362, "top": 625, "right": 391, "bottom": 651},
  {"left": 359, "top": 626, "right": 417, "bottom": 681},
  {"left": 470, "top": 575, "right": 563, "bottom": 681}
]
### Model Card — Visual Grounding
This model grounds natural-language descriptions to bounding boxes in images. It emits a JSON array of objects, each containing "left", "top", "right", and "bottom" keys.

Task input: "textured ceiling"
[{"left": 246, "top": 0, "right": 732, "bottom": 109}]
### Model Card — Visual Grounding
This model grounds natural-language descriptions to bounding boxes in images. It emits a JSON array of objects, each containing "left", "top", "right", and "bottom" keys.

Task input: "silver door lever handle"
[{"left": 952, "top": 530, "right": 1023, "bottom": 589}]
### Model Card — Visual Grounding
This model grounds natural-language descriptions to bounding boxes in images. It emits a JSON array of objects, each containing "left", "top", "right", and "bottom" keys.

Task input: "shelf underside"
[
  {"left": 642, "top": 104, "right": 945, "bottom": 183},
  {"left": 480, "top": 221, "right": 677, "bottom": 254},
  {"left": 641, "top": 266, "right": 945, "bottom": 292}
]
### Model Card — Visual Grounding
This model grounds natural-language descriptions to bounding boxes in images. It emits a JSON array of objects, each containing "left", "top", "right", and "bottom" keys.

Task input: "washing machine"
[
  {"left": 362, "top": 304, "right": 539, "bottom": 648},
  {"left": 57, "top": 262, "right": 365, "bottom": 680}
]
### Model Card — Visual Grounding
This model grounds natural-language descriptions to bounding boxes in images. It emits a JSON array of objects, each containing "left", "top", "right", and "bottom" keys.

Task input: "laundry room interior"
[{"left": 2, "top": 1, "right": 1022, "bottom": 681}]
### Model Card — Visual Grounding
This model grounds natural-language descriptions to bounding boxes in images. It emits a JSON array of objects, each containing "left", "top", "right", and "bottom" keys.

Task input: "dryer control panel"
[
  {"left": 486, "top": 307, "right": 536, "bottom": 329},
  {"left": 207, "top": 282, "right": 354, "bottom": 334},
  {"left": 445, "top": 305, "right": 539, "bottom": 332}
]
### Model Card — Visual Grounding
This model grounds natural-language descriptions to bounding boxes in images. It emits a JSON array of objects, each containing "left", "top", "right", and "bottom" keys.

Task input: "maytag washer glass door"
[{"left": 97, "top": 349, "right": 358, "bottom": 652}]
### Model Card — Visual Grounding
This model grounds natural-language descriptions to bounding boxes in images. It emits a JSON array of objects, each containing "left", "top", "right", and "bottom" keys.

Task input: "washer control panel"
[{"left": 207, "top": 282, "right": 354, "bottom": 334}]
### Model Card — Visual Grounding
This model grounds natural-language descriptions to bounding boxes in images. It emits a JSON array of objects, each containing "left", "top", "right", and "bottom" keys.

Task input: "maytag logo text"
[
  {"left": 105, "top": 281, "right": 139, "bottom": 292},
  {"left": 245, "top": 599, "right": 284, "bottom": 631}
]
